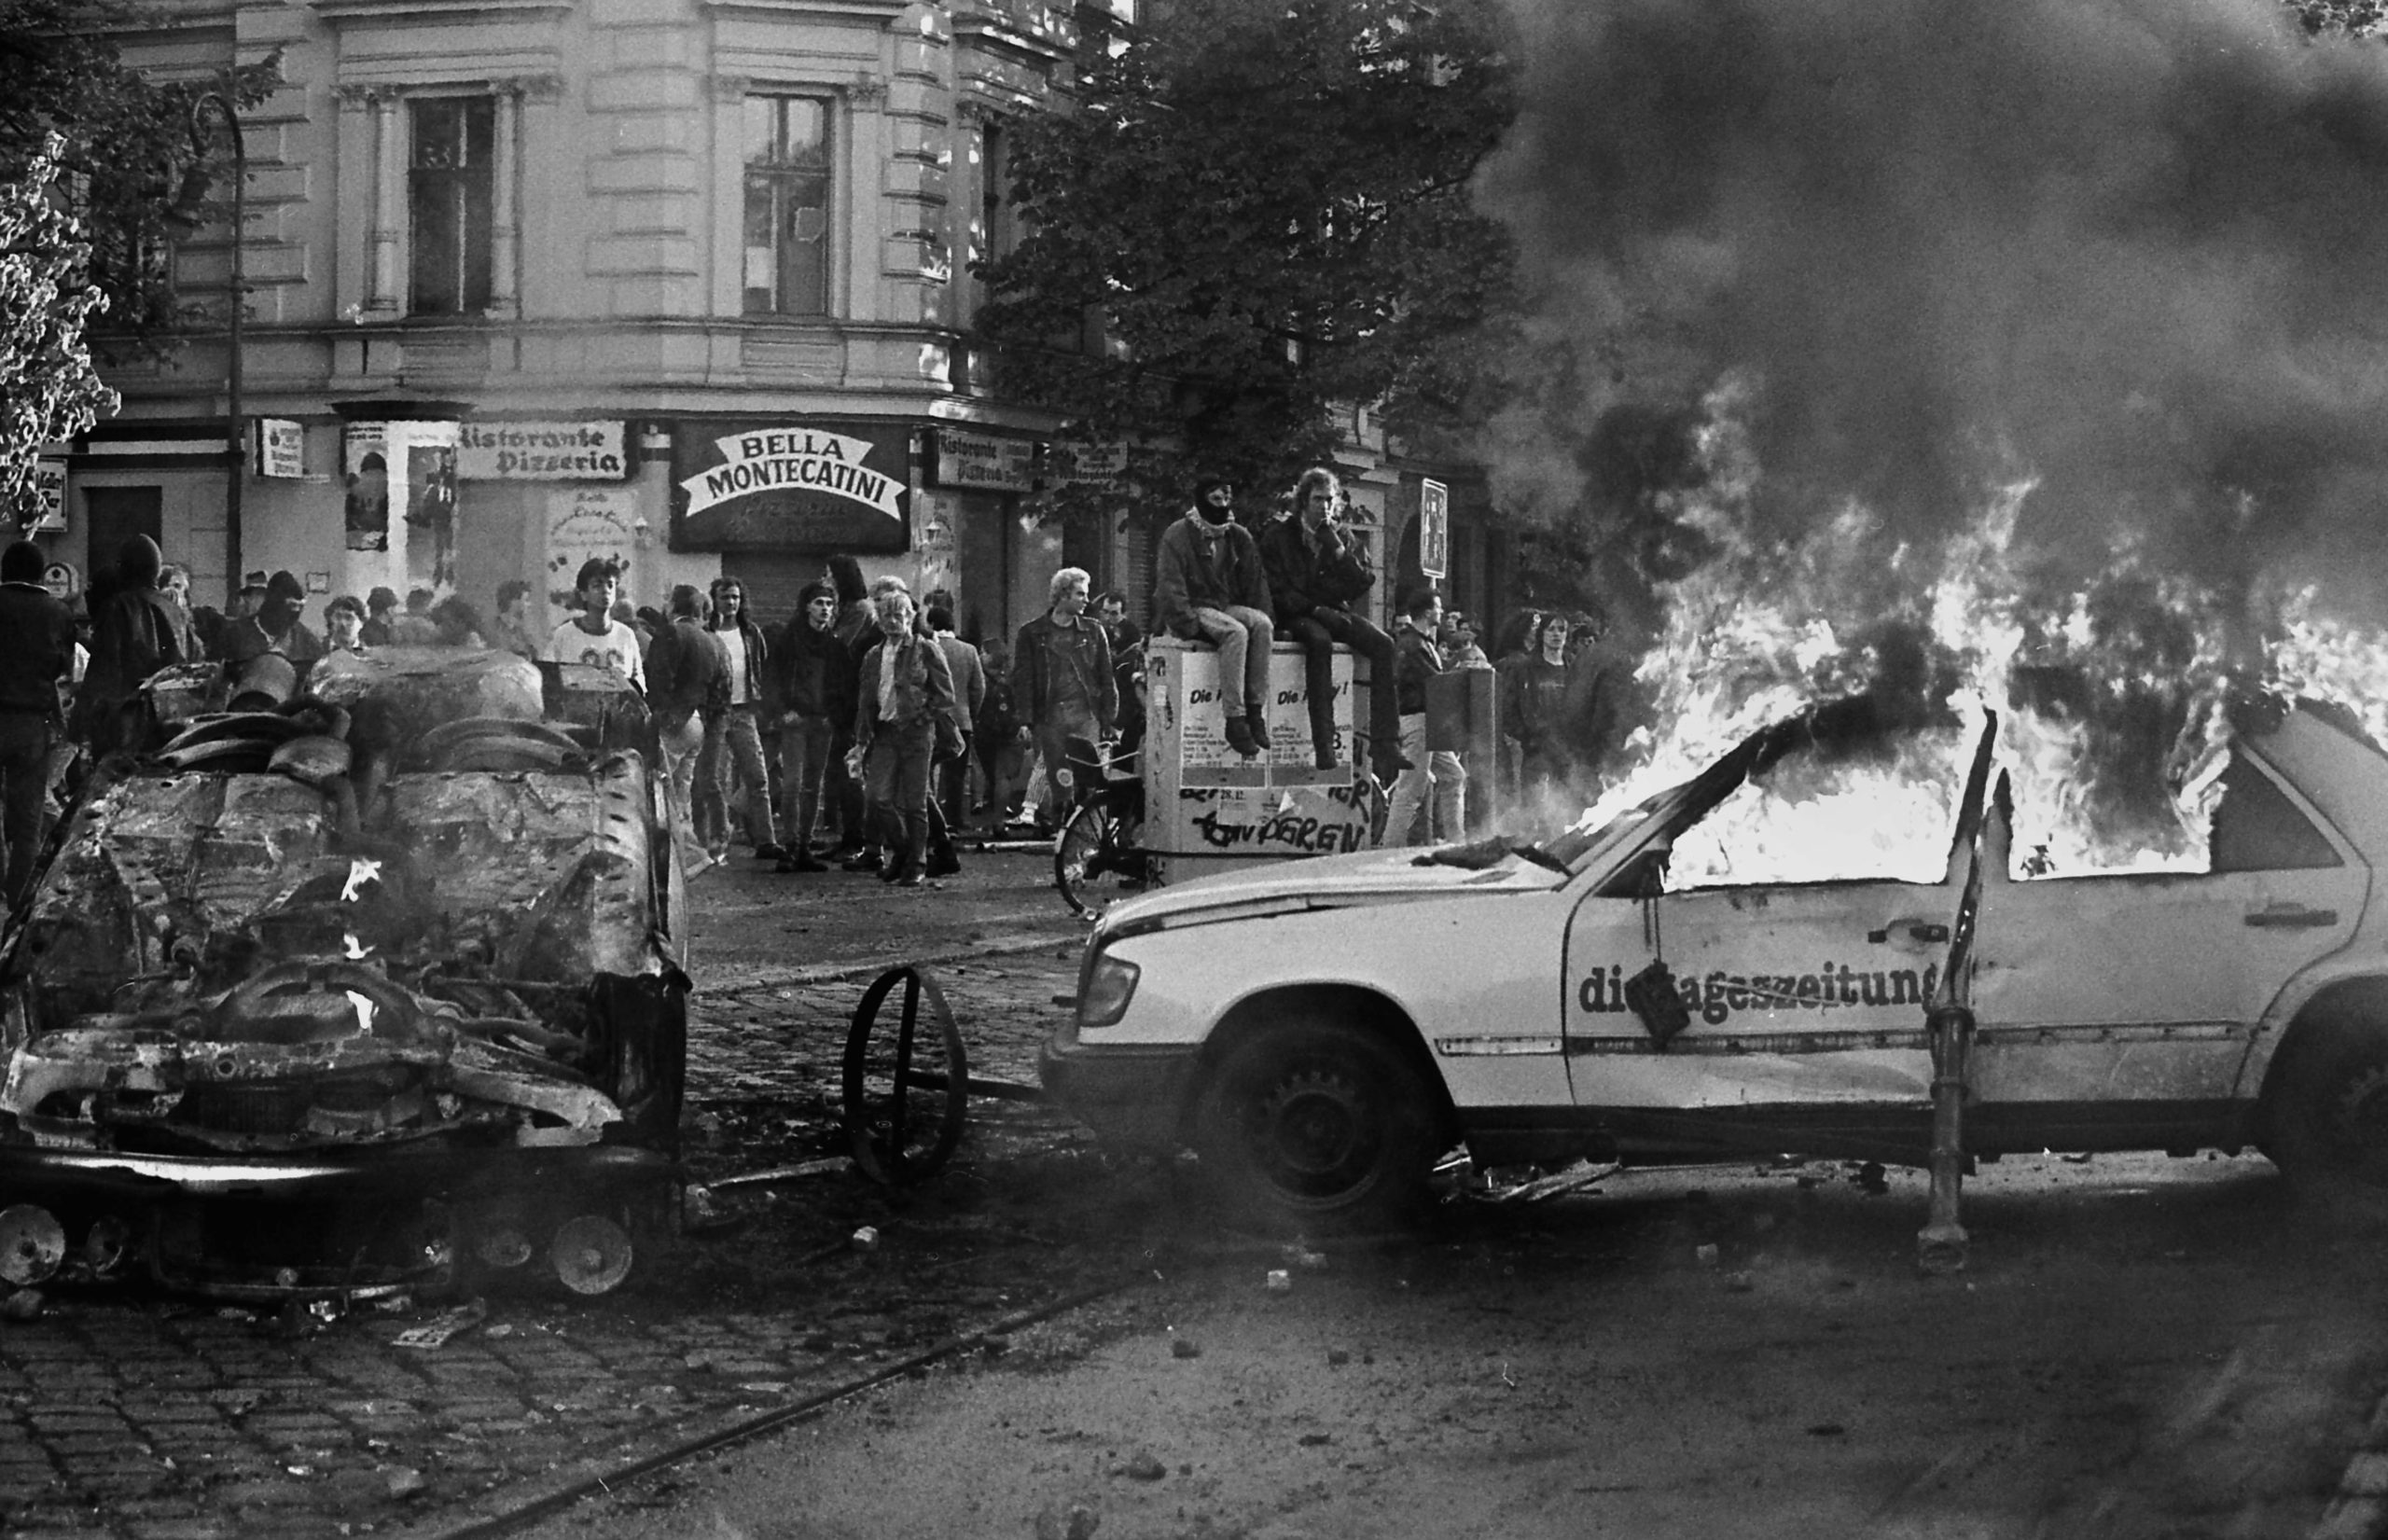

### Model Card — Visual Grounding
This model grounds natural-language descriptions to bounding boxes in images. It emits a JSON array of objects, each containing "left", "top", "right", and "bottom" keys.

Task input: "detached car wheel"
[
  {"left": 2272, "top": 1028, "right": 2388, "bottom": 1224},
  {"left": 1192, "top": 1020, "right": 1436, "bottom": 1232}
]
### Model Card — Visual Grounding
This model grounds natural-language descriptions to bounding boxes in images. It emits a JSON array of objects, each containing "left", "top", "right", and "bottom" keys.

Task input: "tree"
[
  {"left": 0, "top": 0, "right": 275, "bottom": 357},
  {"left": 0, "top": 135, "right": 117, "bottom": 525},
  {"left": 976, "top": 0, "right": 1519, "bottom": 509}
]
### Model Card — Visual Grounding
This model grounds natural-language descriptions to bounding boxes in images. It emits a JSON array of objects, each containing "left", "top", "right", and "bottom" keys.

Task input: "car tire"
[
  {"left": 2270, "top": 1024, "right": 2388, "bottom": 1227},
  {"left": 1191, "top": 1019, "right": 1437, "bottom": 1234}
]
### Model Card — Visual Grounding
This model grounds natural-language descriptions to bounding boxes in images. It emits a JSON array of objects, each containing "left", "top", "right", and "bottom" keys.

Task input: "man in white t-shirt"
[{"left": 544, "top": 558, "right": 646, "bottom": 690}]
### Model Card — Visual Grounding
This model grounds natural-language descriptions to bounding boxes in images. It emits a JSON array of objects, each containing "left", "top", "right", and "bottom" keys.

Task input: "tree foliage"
[
  {"left": 976, "top": 0, "right": 1519, "bottom": 510},
  {"left": 0, "top": 0, "right": 275, "bottom": 358},
  {"left": 0, "top": 135, "right": 117, "bottom": 523}
]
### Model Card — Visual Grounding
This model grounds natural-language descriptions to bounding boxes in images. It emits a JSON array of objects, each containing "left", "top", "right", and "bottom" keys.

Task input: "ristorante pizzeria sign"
[{"left": 672, "top": 423, "right": 910, "bottom": 553}]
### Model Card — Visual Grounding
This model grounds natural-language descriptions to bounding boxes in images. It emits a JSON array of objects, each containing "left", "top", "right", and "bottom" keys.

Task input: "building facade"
[{"left": 51, "top": 0, "right": 1107, "bottom": 642}]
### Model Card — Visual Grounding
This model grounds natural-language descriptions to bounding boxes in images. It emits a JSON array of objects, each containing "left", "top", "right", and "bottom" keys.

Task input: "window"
[
  {"left": 409, "top": 98, "right": 495, "bottom": 315},
  {"left": 743, "top": 96, "right": 833, "bottom": 316}
]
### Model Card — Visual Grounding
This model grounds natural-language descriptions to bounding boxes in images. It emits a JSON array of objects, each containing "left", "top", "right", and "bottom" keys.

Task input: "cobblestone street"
[{"left": 0, "top": 851, "right": 1153, "bottom": 1540}]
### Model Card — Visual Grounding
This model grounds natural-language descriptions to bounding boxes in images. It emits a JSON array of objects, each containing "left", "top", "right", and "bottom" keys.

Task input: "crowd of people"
[{"left": 0, "top": 474, "right": 1629, "bottom": 906}]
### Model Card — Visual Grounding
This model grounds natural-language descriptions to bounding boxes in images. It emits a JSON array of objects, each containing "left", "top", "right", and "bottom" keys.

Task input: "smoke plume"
[{"left": 1481, "top": 0, "right": 2388, "bottom": 620}]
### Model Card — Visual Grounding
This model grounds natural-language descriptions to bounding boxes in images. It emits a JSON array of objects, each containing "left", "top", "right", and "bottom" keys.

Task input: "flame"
[
  {"left": 1542, "top": 387, "right": 2388, "bottom": 887},
  {"left": 346, "top": 990, "right": 377, "bottom": 1035},
  {"left": 342, "top": 933, "right": 372, "bottom": 961},
  {"left": 341, "top": 857, "right": 382, "bottom": 904}
]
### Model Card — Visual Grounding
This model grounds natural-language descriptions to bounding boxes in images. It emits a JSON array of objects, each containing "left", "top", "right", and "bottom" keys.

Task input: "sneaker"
[
  {"left": 895, "top": 871, "right": 925, "bottom": 889},
  {"left": 879, "top": 864, "right": 904, "bottom": 883},
  {"left": 1245, "top": 711, "right": 1272, "bottom": 751},
  {"left": 926, "top": 853, "right": 962, "bottom": 879},
  {"left": 777, "top": 853, "right": 827, "bottom": 873},
  {"left": 1223, "top": 715, "right": 1259, "bottom": 758},
  {"left": 754, "top": 842, "right": 788, "bottom": 862},
  {"left": 841, "top": 850, "right": 882, "bottom": 873}
]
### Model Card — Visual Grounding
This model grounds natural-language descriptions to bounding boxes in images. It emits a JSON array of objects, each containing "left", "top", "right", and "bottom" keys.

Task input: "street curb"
[
  {"left": 701, "top": 930, "right": 1088, "bottom": 997},
  {"left": 2312, "top": 1391, "right": 2388, "bottom": 1538}
]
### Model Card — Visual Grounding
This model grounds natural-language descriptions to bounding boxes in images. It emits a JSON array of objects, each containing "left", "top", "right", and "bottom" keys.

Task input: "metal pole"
[{"left": 194, "top": 94, "right": 245, "bottom": 593}]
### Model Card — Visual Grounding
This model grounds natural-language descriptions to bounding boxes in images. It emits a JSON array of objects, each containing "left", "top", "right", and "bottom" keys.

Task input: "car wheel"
[
  {"left": 1191, "top": 1020, "right": 1437, "bottom": 1233},
  {"left": 2270, "top": 1026, "right": 2388, "bottom": 1225}
]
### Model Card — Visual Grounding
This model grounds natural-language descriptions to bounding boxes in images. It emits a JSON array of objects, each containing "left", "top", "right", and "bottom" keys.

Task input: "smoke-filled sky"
[{"left": 1480, "top": 0, "right": 2388, "bottom": 618}]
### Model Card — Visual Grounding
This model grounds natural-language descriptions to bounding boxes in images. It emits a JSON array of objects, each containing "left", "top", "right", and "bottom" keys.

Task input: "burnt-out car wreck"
[{"left": 0, "top": 648, "right": 687, "bottom": 1300}]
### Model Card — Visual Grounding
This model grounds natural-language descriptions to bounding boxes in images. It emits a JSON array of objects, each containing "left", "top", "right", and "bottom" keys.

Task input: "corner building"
[{"left": 66, "top": 0, "right": 1099, "bottom": 639}]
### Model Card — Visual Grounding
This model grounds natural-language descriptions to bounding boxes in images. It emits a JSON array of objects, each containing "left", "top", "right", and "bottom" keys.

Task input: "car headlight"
[{"left": 1077, "top": 951, "right": 1141, "bottom": 1029}]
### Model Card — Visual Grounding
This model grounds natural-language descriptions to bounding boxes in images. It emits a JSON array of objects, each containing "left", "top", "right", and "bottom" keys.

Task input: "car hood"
[{"left": 1102, "top": 845, "right": 1563, "bottom": 931}]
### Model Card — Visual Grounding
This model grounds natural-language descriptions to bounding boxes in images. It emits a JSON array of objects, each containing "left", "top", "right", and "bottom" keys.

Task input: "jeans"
[
  {"left": 1190, "top": 604, "right": 1274, "bottom": 715},
  {"left": 937, "top": 729, "right": 974, "bottom": 827},
  {"left": 1384, "top": 713, "right": 1465, "bottom": 848},
  {"left": 979, "top": 728, "right": 1026, "bottom": 820},
  {"left": 0, "top": 712, "right": 53, "bottom": 907},
  {"left": 777, "top": 713, "right": 836, "bottom": 851},
  {"left": 1034, "top": 703, "right": 1101, "bottom": 828},
  {"left": 1284, "top": 609, "right": 1396, "bottom": 769},
  {"left": 863, "top": 717, "right": 936, "bottom": 877},
  {"left": 654, "top": 713, "right": 707, "bottom": 877},
  {"left": 698, "top": 705, "right": 778, "bottom": 853}
]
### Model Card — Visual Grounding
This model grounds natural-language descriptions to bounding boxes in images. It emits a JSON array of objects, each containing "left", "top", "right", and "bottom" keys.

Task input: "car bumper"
[{"left": 1039, "top": 1029, "right": 1199, "bottom": 1154}]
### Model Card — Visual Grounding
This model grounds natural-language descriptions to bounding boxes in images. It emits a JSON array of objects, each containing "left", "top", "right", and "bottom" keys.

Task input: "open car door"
[{"left": 1560, "top": 704, "right": 2000, "bottom": 1163}]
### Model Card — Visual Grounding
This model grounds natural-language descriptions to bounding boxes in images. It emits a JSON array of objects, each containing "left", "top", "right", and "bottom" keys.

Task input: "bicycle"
[{"left": 1053, "top": 736, "right": 1148, "bottom": 918}]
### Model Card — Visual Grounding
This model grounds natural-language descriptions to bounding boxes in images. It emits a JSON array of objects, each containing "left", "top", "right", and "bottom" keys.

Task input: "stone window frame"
[
  {"left": 339, "top": 76, "right": 558, "bottom": 322},
  {"left": 709, "top": 71, "right": 881, "bottom": 323}
]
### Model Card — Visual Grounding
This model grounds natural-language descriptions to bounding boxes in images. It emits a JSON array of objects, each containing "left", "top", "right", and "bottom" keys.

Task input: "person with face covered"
[
  {"left": 1153, "top": 474, "right": 1274, "bottom": 758},
  {"left": 849, "top": 589, "right": 962, "bottom": 888},
  {"left": 79, "top": 534, "right": 193, "bottom": 755},
  {"left": 221, "top": 571, "right": 327, "bottom": 668}
]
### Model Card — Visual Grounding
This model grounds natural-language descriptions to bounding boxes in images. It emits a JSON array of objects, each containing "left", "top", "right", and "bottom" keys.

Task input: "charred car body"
[
  {"left": 1044, "top": 694, "right": 2388, "bottom": 1229},
  {"left": 0, "top": 648, "right": 686, "bottom": 1298}
]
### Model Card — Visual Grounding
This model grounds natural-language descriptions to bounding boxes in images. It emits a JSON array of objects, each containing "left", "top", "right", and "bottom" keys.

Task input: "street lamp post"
[{"left": 188, "top": 92, "right": 246, "bottom": 591}]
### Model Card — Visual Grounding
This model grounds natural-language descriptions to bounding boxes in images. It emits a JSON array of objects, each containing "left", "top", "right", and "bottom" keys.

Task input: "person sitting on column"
[
  {"left": 1383, "top": 587, "right": 1466, "bottom": 847},
  {"left": 1013, "top": 567, "right": 1117, "bottom": 833},
  {"left": 1152, "top": 473, "right": 1275, "bottom": 758},
  {"left": 849, "top": 588, "right": 962, "bottom": 889},
  {"left": 1257, "top": 465, "right": 1408, "bottom": 779}
]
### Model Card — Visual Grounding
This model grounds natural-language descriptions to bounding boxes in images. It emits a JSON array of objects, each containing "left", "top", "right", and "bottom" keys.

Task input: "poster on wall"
[
  {"left": 25, "top": 460, "right": 66, "bottom": 533},
  {"left": 912, "top": 489, "right": 960, "bottom": 604},
  {"left": 671, "top": 422, "right": 910, "bottom": 553},
  {"left": 545, "top": 486, "right": 639, "bottom": 620},
  {"left": 343, "top": 425, "right": 390, "bottom": 551}
]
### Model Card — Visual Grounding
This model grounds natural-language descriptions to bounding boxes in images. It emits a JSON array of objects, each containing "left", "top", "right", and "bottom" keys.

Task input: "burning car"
[
  {"left": 1043, "top": 693, "right": 2388, "bottom": 1229},
  {"left": 0, "top": 648, "right": 687, "bottom": 1298}
]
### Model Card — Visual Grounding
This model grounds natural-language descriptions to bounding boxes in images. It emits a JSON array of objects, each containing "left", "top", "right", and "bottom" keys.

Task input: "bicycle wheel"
[
  {"left": 842, "top": 966, "right": 968, "bottom": 1186},
  {"left": 1054, "top": 800, "right": 1117, "bottom": 918}
]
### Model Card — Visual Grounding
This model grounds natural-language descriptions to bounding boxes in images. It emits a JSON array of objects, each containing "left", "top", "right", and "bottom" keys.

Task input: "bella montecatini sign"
[{"left": 672, "top": 423, "right": 910, "bottom": 553}]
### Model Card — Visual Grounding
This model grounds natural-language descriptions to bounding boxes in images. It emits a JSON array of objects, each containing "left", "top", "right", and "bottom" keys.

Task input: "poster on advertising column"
[{"left": 343, "top": 424, "right": 390, "bottom": 551}]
